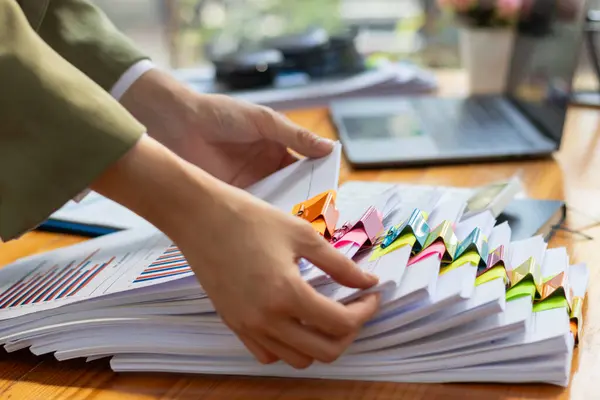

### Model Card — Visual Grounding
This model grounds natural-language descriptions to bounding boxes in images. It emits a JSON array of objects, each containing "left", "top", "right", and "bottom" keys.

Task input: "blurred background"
[{"left": 93, "top": 0, "right": 600, "bottom": 92}]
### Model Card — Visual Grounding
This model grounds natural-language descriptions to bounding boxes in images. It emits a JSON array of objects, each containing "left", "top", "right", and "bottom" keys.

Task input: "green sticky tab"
[
  {"left": 538, "top": 271, "right": 569, "bottom": 305},
  {"left": 380, "top": 209, "right": 430, "bottom": 253},
  {"left": 454, "top": 228, "right": 488, "bottom": 269},
  {"left": 370, "top": 233, "right": 416, "bottom": 261},
  {"left": 422, "top": 220, "right": 458, "bottom": 264},
  {"left": 441, "top": 251, "right": 480, "bottom": 275},
  {"left": 510, "top": 257, "right": 542, "bottom": 298},
  {"left": 506, "top": 280, "right": 537, "bottom": 301},
  {"left": 475, "top": 265, "right": 508, "bottom": 286},
  {"left": 533, "top": 296, "right": 570, "bottom": 313}
]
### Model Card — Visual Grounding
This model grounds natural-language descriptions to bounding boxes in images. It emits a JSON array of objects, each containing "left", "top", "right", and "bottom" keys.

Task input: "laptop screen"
[{"left": 506, "top": 0, "right": 587, "bottom": 143}]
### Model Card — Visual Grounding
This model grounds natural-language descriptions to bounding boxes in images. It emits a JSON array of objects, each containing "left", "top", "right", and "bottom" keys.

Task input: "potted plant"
[{"left": 438, "top": 0, "right": 525, "bottom": 93}]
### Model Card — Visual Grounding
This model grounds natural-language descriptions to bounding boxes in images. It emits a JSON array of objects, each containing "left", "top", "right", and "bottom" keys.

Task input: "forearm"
[
  {"left": 118, "top": 68, "right": 207, "bottom": 147},
  {"left": 90, "top": 134, "right": 228, "bottom": 241}
]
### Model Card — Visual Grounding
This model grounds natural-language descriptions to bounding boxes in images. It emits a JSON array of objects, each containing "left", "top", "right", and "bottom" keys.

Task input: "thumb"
[
  {"left": 300, "top": 234, "right": 379, "bottom": 289},
  {"left": 258, "top": 106, "right": 335, "bottom": 158}
]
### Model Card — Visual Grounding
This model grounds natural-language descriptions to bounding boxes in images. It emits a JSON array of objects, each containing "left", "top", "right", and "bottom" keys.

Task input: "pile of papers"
[
  {"left": 0, "top": 145, "right": 586, "bottom": 387},
  {"left": 173, "top": 62, "right": 437, "bottom": 110},
  {"left": 44, "top": 164, "right": 523, "bottom": 236}
]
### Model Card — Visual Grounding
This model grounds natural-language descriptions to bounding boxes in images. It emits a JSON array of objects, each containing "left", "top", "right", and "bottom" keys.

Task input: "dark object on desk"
[
  {"left": 571, "top": 9, "right": 600, "bottom": 108},
  {"left": 496, "top": 199, "right": 566, "bottom": 242},
  {"left": 212, "top": 49, "right": 284, "bottom": 90},
  {"left": 330, "top": 0, "right": 586, "bottom": 168},
  {"left": 37, "top": 219, "right": 119, "bottom": 237},
  {"left": 212, "top": 27, "right": 364, "bottom": 90},
  {"left": 262, "top": 28, "right": 364, "bottom": 78}
]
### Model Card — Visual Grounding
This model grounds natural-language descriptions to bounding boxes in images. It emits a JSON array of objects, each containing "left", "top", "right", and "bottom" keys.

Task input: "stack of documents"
[
  {"left": 172, "top": 62, "right": 437, "bottom": 110},
  {"left": 0, "top": 144, "right": 586, "bottom": 387},
  {"left": 44, "top": 169, "right": 523, "bottom": 237}
]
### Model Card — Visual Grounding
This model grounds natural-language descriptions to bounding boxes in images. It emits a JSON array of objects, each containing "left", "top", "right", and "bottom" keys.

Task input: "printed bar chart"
[
  {"left": 133, "top": 245, "right": 192, "bottom": 283},
  {"left": 29, "top": 262, "right": 77, "bottom": 305},
  {"left": 0, "top": 249, "right": 116, "bottom": 309},
  {"left": 0, "top": 273, "right": 47, "bottom": 309},
  {"left": 57, "top": 257, "right": 115, "bottom": 299}
]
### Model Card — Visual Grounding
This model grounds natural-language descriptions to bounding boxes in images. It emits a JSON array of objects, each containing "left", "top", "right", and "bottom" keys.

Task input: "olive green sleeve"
[
  {"left": 20, "top": 0, "right": 150, "bottom": 92},
  {"left": 0, "top": 0, "right": 146, "bottom": 241}
]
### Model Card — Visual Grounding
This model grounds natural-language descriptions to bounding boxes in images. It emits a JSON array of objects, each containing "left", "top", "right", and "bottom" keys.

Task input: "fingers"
[
  {"left": 269, "top": 319, "right": 349, "bottom": 364},
  {"left": 293, "top": 281, "right": 379, "bottom": 337},
  {"left": 256, "top": 105, "right": 335, "bottom": 158},
  {"left": 278, "top": 150, "right": 302, "bottom": 169},
  {"left": 343, "top": 292, "right": 381, "bottom": 326},
  {"left": 235, "top": 275, "right": 379, "bottom": 368},
  {"left": 238, "top": 333, "right": 279, "bottom": 365},
  {"left": 265, "top": 293, "right": 379, "bottom": 365},
  {"left": 298, "top": 230, "right": 379, "bottom": 289},
  {"left": 257, "top": 335, "right": 314, "bottom": 369}
]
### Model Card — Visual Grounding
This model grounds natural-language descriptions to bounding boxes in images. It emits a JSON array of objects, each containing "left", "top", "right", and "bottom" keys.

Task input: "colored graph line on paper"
[
  {"left": 133, "top": 245, "right": 192, "bottom": 284},
  {"left": 0, "top": 274, "right": 47, "bottom": 309},
  {"left": 43, "top": 261, "right": 92, "bottom": 302},
  {"left": 20, "top": 266, "right": 62, "bottom": 306},
  {"left": 0, "top": 268, "right": 44, "bottom": 307},
  {"left": 0, "top": 248, "right": 116, "bottom": 309},
  {"left": 29, "top": 262, "right": 77, "bottom": 305},
  {"left": 62, "top": 256, "right": 115, "bottom": 298},
  {"left": 55, "top": 263, "right": 100, "bottom": 300},
  {"left": 33, "top": 262, "right": 82, "bottom": 304}
]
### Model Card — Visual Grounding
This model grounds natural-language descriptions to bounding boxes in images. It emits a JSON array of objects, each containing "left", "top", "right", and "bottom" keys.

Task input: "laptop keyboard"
[{"left": 411, "top": 97, "right": 532, "bottom": 150}]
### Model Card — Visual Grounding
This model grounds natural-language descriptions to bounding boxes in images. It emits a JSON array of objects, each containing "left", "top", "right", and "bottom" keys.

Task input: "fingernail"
[
  {"left": 366, "top": 272, "right": 379, "bottom": 281},
  {"left": 316, "top": 137, "right": 335, "bottom": 148}
]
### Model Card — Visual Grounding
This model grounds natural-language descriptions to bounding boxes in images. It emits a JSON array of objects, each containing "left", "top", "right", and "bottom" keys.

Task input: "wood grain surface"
[{"left": 0, "top": 70, "right": 599, "bottom": 399}]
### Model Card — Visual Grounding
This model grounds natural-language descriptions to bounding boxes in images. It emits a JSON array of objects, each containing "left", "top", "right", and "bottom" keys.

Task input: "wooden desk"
[{"left": 2, "top": 76, "right": 600, "bottom": 399}]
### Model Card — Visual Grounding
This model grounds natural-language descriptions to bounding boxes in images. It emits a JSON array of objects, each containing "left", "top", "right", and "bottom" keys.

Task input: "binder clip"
[
  {"left": 507, "top": 257, "right": 543, "bottom": 300},
  {"left": 380, "top": 208, "right": 430, "bottom": 253},
  {"left": 539, "top": 271, "right": 572, "bottom": 306},
  {"left": 331, "top": 206, "right": 384, "bottom": 248},
  {"left": 421, "top": 220, "right": 458, "bottom": 264},
  {"left": 570, "top": 296, "right": 584, "bottom": 345},
  {"left": 486, "top": 245, "right": 506, "bottom": 271},
  {"left": 454, "top": 227, "right": 489, "bottom": 269},
  {"left": 475, "top": 245, "right": 510, "bottom": 287},
  {"left": 292, "top": 190, "right": 339, "bottom": 239}
]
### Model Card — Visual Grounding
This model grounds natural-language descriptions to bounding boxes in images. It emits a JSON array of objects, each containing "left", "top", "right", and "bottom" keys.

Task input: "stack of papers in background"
[
  {"left": 0, "top": 144, "right": 587, "bottom": 387},
  {"left": 172, "top": 62, "right": 437, "bottom": 110},
  {"left": 338, "top": 180, "right": 566, "bottom": 241},
  {"left": 43, "top": 165, "right": 524, "bottom": 237}
]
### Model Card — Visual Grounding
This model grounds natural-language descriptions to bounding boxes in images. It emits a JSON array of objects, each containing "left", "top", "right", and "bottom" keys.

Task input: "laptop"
[{"left": 329, "top": 2, "right": 588, "bottom": 168}]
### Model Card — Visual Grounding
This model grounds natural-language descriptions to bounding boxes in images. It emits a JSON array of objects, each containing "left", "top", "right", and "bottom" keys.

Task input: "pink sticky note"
[
  {"left": 408, "top": 241, "right": 445, "bottom": 266},
  {"left": 333, "top": 230, "right": 369, "bottom": 249}
]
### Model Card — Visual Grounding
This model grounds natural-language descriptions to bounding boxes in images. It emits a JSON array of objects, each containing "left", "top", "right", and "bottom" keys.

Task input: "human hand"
[
  {"left": 92, "top": 135, "right": 380, "bottom": 369},
  {"left": 171, "top": 180, "right": 380, "bottom": 368},
  {"left": 121, "top": 69, "right": 334, "bottom": 188}
]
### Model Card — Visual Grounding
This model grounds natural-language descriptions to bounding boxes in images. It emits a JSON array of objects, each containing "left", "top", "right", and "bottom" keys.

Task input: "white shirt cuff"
[{"left": 109, "top": 59, "right": 156, "bottom": 100}]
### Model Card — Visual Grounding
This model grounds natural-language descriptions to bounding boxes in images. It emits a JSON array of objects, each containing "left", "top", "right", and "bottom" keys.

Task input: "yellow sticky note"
[
  {"left": 441, "top": 251, "right": 480, "bottom": 275},
  {"left": 369, "top": 234, "right": 416, "bottom": 261},
  {"left": 475, "top": 265, "right": 508, "bottom": 286}
]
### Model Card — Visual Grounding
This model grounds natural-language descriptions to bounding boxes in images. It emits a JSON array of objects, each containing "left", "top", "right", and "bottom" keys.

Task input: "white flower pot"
[{"left": 459, "top": 27, "right": 516, "bottom": 94}]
